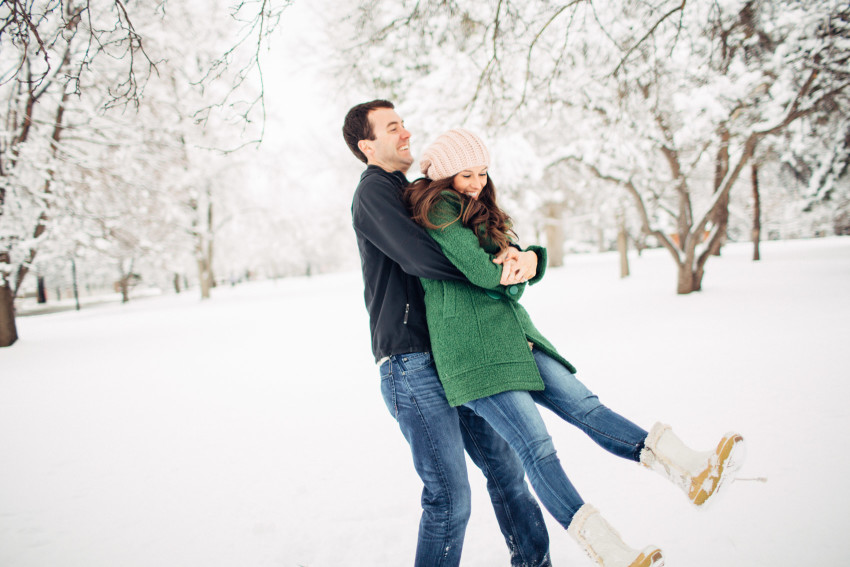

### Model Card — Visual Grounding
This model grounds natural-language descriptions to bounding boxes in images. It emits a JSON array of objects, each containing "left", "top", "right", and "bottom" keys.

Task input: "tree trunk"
[
  {"left": 118, "top": 277, "right": 130, "bottom": 303},
  {"left": 676, "top": 265, "right": 694, "bottom": 294},
  {"left": 752, "top": 161, "right": 761, "bottom": 261},
  {"left": 198, "top": 258, "right": 212, "bottom": 299},
  {"left": 709, "top": 191, "right": 729, "bottom": 257},
  {"left": 545, "top": 222, "right": 564, "bottom": 268},
  {"left": 71, "top": 257, "right": 80, "bottom": 311},
  {"left": 710, "top": 127, "right": 731, "bottom": 257},
  {"left": 694, "top": 263, "right": 705, "bottom": 292},
  {"left": 617, "top": 220, "right": 629, "bottom": 278},
  {"left": 37, "top": 276, "right": 47, "bottom": 303},
  {"left": 194, "top": 197, "right": 215, "bottom": 299},
  {"left": 207, "top": 201, "right": 216, "bottom": 288},
  {"left": 173, "top": 273, "right": 182, "bottom": 294},
  {"left": 543, "top": 202, "right": 565, "bottom": 268},
  {"left": 207, "top": 240, "right": 216, "bottom": 289},
  {"left": 676, "top": 265, "right": 704, "bottom": 294},
  {"left": 630, "top": 232, "right": 645, "bottom": 256},
  {"left": 0, "top": 283, "right": 19, "bottom": 347}
]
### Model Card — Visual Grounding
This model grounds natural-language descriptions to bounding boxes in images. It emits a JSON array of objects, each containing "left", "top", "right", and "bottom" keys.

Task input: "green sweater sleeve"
[
  {"left": 426, "top": 197, "right": 525, "bottom": 299},
  {"left": 525, "top": 244, "right": 548, "bottom": 285}
]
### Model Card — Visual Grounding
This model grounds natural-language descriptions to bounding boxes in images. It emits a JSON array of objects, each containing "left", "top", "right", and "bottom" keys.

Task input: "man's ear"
[{"left": 358, "top": 140, "right": 372, "bottom": 156}]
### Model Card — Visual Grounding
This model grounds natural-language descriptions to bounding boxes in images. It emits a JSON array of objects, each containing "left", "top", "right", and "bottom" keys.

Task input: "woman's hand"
[{"left": 493, "top": 248, "right": 538, "bottom": 286}]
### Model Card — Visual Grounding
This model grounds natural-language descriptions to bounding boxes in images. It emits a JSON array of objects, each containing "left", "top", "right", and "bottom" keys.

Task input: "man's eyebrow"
[{"left": 385, "top": 120, "right": 403, "bottom": 130}]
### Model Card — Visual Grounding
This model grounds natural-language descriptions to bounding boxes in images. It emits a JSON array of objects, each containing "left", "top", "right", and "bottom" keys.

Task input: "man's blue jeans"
[
  {"left": 380, "top": 351, "right": 551, "bottom": 567},
  {"left": 464, "top": 348, "right": 649, "bottom": 531}
]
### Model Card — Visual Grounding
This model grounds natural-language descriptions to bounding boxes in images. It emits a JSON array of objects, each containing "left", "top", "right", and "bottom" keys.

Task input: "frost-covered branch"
[
  {"left": 612, "top": 0, "right": 687, "bottom": 76},
  {"left": 192, "top": 0, "right": 293, "bottom": 145},
  {"left": 545, "top": 154, "right": 682, "bottom": 262}
]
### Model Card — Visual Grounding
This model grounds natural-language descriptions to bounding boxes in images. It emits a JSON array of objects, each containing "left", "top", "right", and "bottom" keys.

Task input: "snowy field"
[{"left": 2, "top": 237, "right": 849, "bottom": 567}]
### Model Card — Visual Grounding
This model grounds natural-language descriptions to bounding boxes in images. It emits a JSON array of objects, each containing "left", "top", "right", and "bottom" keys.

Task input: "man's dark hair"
[{"left": 342, "top": 99, "right": 395, "bottom": 164}]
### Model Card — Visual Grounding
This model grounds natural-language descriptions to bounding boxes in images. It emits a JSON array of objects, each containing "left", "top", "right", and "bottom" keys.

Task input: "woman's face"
[{"left": 452, "top": 166, "right": 488, "bottom": 200}]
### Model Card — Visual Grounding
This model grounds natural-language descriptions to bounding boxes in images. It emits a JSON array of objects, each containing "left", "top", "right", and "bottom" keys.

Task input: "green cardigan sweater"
[{"left": 421, "top": 194, "right": 576, "bottom": 407}]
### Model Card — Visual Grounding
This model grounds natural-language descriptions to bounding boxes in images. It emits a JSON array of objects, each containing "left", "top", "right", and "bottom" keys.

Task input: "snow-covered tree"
[
  {"left": 579, "top": 0, "right": 850, "bottom": 293},
  {"left": 1, "top": 0, "right": 295, "bottom": 346},
  {"left": 784, "top": 113, "right": 850, "bottom": 235},
  {"left": 334, "top": 0, "right": 850, "bottom": 294},
  {"left": 1, "top": 0, "right": 162, "bottom": 345}
]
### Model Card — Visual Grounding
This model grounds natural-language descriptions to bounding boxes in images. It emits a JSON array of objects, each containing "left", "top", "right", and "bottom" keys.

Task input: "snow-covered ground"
[{"left": 2, "top": 237, "right": 849, "bottom": 566}]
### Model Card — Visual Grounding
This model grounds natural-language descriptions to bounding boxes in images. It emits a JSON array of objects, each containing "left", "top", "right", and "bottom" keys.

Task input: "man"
[{"left": 342, "top": 100, "right": 551, "bottom": 567}]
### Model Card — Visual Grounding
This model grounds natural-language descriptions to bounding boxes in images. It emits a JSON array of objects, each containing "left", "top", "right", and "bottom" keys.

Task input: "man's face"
[{"left": 359, "top": 108, "right": 413, "bottom": 174}]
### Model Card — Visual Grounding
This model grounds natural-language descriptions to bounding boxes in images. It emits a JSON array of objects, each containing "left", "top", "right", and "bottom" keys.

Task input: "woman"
[{"left": 405, "top": 128, "right": 745, "bottom": 567}]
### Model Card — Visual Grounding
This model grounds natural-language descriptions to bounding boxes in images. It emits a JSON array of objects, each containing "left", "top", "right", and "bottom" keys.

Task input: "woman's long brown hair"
[{"left": 405, "top": 175, "right": 516, "bottom": 252}]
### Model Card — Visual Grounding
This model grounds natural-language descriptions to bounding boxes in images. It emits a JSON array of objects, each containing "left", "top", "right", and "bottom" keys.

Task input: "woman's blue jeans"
[
  {"left": 380, "top": 351, "right": 551, "bottom": 567},
  {"left": 464, "top": 348, "right": 649, "bottom": 530}
]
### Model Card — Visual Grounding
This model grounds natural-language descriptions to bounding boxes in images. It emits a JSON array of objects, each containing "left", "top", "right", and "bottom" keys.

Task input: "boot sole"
[
  {"left": 632, "top": 547, "right": 665, "bottom": 566},
  {"left": 691, "top": 433, "right": 746, "bottom": 507}
]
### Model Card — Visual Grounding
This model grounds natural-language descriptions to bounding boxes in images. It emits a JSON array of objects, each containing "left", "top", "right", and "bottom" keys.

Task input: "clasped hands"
[{"left": 492, "top": 247, "right": 538, "bottom": 286}]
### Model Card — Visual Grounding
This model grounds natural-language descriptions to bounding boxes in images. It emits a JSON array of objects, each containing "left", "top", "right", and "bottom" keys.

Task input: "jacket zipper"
[{"left": 403, "top": 303, "right": 409, "bottom": 325}]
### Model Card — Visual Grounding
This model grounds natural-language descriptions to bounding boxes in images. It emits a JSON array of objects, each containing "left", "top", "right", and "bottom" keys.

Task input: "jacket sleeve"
[
  {"left": 426, "top": 198, "right": 527, "bottom": 300},
  {"left": 525, "top": 245, "right": 548, "bottom": 285},
  {"left": 352, "top": 176, "right": 466, "bottom": 281}
]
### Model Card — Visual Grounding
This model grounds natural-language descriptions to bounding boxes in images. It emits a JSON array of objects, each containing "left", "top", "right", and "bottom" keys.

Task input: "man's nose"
[{"left": 400, "top": 127, "right": 411, "bottom": 140}]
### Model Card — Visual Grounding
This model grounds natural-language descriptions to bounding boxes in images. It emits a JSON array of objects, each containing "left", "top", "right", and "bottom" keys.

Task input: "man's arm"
[{"left": 352, "top": 176, "right": 466, "bottom": 281}]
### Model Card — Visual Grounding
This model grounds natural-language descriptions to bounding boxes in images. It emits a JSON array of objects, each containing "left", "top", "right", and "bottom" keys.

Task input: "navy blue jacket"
[{"left": 351, "top": 165, "right": 466, "bottom": 362}]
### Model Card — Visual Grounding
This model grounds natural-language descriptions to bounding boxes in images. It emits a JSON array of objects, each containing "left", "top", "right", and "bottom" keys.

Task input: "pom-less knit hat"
[{"left": 420, "top": 128, "right": 490, "bottom": 181}]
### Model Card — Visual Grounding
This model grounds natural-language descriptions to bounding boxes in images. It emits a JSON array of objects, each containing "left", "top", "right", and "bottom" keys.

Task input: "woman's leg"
[
  {"left": 464, "top": 390, "right": 585, "bottom": 530},
  {"left": 464, "top": 380, "right": 665, "bottom": 566},
  {"left": 531, "top": 350, "right": 745, "bottom": 509},
  {"left": 531, "top": 349, "right": 648, "bottom": 462}
]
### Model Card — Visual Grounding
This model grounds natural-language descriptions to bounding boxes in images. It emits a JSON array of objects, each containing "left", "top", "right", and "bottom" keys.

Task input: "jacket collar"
[{"left": 361, "top": 164, "right": 409, "bottom": 187}]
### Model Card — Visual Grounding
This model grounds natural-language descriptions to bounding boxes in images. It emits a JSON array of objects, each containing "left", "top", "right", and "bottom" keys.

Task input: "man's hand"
[{"left": 493, "top": 248, "right": 538, "bottom": 286}]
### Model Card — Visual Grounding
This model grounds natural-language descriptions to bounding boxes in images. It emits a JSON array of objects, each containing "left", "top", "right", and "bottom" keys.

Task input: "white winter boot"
[
  {"left": 641, "top": 422, "right": 745, "bottom": 507},
  {"left": 567, "top": 504, "right": 664, "bottom": 567}
]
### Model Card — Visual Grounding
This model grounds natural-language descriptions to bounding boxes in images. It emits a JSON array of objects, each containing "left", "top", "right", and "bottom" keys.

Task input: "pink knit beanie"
[{"left": 420, "top": 128, "right": 490, "bottom": 181}]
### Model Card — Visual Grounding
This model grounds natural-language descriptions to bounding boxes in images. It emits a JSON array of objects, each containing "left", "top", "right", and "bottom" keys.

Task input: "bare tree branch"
[{"left": 612, "top": 0, "right": 687, "bottom": 76}]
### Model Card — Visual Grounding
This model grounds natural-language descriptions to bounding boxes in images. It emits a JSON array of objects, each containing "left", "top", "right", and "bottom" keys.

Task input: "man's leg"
[
  {"left": 458, "top": 406, "right": 552, "bottom": 567},
  {"left": 380, "top": 352, "right": 471, "bottom": 567}
]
